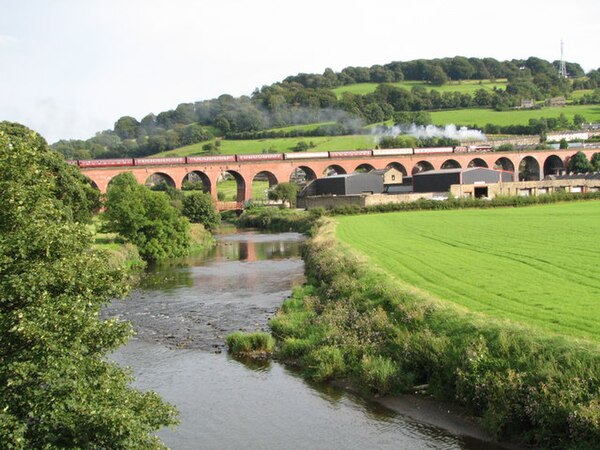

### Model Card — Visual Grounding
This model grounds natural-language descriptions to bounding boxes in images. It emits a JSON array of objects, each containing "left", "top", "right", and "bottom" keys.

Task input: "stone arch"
[
  {"left": 145, "top": 172, "right": 176, "bottom": 189},
  {"left": 251, "top": 170, "right": 278, "bottom": 201},
  {"left": 83, "top": 176, "right": 100, "bottom": 191},
  {"left": 543, "top": 155, "right": 565, "bottom": 177},
  {"left": 441, "top": 159, "right": 462, "bottom": 169},
  {"left": 290, "top": 166, "right": 317, "bottom": 185},
  {"left": 411, "top": 160, "right": 434, "bottom": 175},
  {"left": 182, "top": 170, "right": 211, "bottom": 193},
  {"left": 324, "top": 165, "right": 347, "bottom": 176},
  {"left": 467, "top": 158, "right": 489, "bottom": 168},
  {"left": 519, "top": 156, "right": 541, "bottom": 181},
  {"left": 494, "top": 157, "right": 515, "bottom": 173},
  {"left": 217, "top": 170, "right": 246, "bottom": 202},
  {"left": 354, "top": 163, "right": 375, "bottom": 173},
  {"left": 106, "top": 175, "right": 121, "bottom": 192},
  {"left": 385, "top": 162, "right": 407, "bottom": 176}
]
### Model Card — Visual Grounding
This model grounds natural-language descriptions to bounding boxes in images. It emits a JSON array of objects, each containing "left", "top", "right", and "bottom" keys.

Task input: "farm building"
[
  {"left": 371, "top": 168, "right": 407, "bottom": 192},
  {"left": 413, "top": 167, "right": 514, "bottom": 196},
  {"left": 311, "top": 172, "right": 384, "bottom": 196}
]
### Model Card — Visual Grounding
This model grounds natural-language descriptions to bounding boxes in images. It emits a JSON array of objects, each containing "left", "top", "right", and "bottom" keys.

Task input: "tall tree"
[
  {"left": 182, "top": 192, "right": 221, "bottom": 231},
  {"left": 268, "top": 182, "right": 299, "bottom": 208},
  {"left": 103, "top": 173, "right": 191, "bottom": 262},
  {"left": 114, "top": 116, "right": 140, "bottom": 140},
  {"left": 567, "top": 151, "right": 593, "bottom": 173},
  {"left": 0, "top": 122, "right": 100, "bottom": 222},
  {"left": 0, "top": 124, "right": 178, "bottom": 448}
]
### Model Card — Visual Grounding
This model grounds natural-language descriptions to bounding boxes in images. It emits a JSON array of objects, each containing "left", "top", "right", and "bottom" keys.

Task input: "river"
[{"left": 107, "top": 230, "right": 510, "bottom": 450}]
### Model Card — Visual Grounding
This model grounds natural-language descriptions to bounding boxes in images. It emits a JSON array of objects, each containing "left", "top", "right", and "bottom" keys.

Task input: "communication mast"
[{"left": 559, "top": 39, "right": 568, "bottom": 78}]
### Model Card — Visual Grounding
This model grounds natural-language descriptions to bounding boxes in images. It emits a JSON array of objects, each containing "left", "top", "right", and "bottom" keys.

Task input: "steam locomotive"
[{"left": 73, "top": 146, "right": 492, "bottom": 168}]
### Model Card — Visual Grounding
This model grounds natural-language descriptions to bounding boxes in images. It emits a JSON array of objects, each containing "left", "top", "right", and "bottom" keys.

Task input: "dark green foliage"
[
  {"left": 235, "top": 207, "right": 316, "bottom": 234},
  {"left": 591, "top": 152, "right": 600, "bottom": 171},
  {"left": 377, "top": 135, "right": 419, "bottom": 149},
  {"left": 0, "top": 126, "right": 177, "bottom": 448},
  {"left": 114, "top": 115, "right": 141, "bottom": 139},
  {"left": 567, "top": 151, "right": 594, "bottom": 173},
  {"left": 182, "top": 192, "right": 220, "bottom": 231},
  {"left": 559, "top": 138, "right": 569, "bottom": 149},
  {"left": 392, "top": 111, "right": 432, "bottom": 126},
  {"left": 267, "top": 182, "right": 299, "bottom": 207},
  {"left": 0, "top": 122, "right": 101, "bottom": 223},
  {"left": 293, "top": 140, "right": 310, "bottom": 152},
  {"left": 495, "top": 143, "right": 514, "bottom": 151},
  {"left": 103, "top": 173, "right": 191, "bottom": 262},
  {"left": 159, "top": 183, "right": 185, "bottom": 212}
]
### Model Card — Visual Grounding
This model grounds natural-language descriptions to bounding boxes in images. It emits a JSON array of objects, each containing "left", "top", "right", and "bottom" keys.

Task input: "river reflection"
[{"left": 109, "top": 231, "right": 509, "bottom": 450}]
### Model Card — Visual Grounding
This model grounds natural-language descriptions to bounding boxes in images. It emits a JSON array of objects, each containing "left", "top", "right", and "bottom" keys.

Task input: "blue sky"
[{"left": 1, "top": 0, "right": 599, "bottom": 143}]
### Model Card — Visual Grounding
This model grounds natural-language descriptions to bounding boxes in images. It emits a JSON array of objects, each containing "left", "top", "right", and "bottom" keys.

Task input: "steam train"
[{"left": 73, "top": 145, "right": 492, "bottom": 168}]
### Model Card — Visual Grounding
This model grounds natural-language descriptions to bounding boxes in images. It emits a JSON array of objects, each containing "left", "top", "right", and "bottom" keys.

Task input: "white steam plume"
[{"left": 374, "top": 123, "right": 486, "bottom": 142}]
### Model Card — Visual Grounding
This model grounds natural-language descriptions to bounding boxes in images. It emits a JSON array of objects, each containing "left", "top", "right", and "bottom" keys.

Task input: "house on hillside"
[
  {"left": 520, "top": 99, "right": 536, "bottom": 109},
  {"left": 545, "top": 96, "right": 566, "bottom": 107}
]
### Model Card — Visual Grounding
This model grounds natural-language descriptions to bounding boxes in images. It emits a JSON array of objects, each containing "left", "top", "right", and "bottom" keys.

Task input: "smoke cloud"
[{"left": 374, "top": 123, "right": 486, "bottom": 142}]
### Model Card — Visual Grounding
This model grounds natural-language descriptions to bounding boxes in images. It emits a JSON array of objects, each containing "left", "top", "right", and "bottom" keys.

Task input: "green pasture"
[
  {"left": 571, "top": 89, "right": 593, "bottom": 100},
  {"left": 155, "top": 134, "right": 377, "bottom": 157},
  {"left": 216, "top": 179, "right": 269, "bottom": 201},
  {"left": 336, "top": 201, "right": 600, "bottom": 342},
  {"left": 332, "top": 79, "right": 507, "bottom": 98},
  {"left": 265, "top": 122, "right": 336, "bottom": 133},
  {"left": 431, "top": 104, "right": 600, "bottom": 127}
]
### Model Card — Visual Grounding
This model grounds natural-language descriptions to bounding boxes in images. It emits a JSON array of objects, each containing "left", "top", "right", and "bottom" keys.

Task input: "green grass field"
[
  {"left": 155, "top": 134, "right": 376, "bottom": 157},
  {"left": 431, "top": 104, "right": 600, "bottom": 127},
  {"left": 332, "top": 79, "right": 507, "bottom": 98},
  {"left": 336, "top": 201, "right": 600, "bottom": 342},
  {"left": 216, "top": 179, "right": 269, "bottom": 201}
]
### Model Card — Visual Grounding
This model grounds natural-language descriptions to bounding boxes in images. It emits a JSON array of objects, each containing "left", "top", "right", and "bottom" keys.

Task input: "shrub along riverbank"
[
  {"left": 270, "top": 219, "right": 600, "bottom": 449},
  {"left": 92, "top": 219, "right": 214, "bottom": 271}
]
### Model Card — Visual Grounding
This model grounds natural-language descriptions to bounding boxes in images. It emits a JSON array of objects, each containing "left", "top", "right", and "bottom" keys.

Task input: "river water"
[{"left": 107, "top": 231, "right": 508, "bottom": 450}]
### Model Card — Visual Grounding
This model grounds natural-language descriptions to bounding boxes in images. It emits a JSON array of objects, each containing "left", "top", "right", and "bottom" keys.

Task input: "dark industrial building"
[
  {"left": 312, "top": 172, "right": 384, "bottom": 196},
  {"left": 413, "top": 168, "right": 514, "bottom": 195}
]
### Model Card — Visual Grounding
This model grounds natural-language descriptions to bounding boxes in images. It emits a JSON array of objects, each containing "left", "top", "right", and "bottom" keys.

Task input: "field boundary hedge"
[
  {"left": 269, "top": 218, "right": 600, "bottom": 449},
  {"left": 324, "top": 191, "right": 600, "bottom": 216}
]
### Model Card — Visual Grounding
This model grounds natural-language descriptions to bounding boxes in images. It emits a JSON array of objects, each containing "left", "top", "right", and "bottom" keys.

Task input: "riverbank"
[
  {"left": 267, "top": 218, "right": 600, "bottom": 450},
  {"left": 108, "top": 230, "right": 503, "bottom": 449},
  {"left": 91, "top": 217, "right": 215, "bottom": 270}
]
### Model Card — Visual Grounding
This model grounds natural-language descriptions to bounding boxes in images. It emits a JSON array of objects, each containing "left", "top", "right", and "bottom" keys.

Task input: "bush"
[
  {"left": 226, "top": 332, "right": 275, "bottom": 357},
  {"left": 495, "top": 143, "right": 514, "bottom": 152},
  {"left": 182, "top": 192, "right": 220, "bottom": 231},
  {"left": 359, "top": 355, "right": 403, "bottom": 394},
  {"left": 103, "top": 173, "right": 191, "bottom": 262},
  {"left": 306, "top": 346, "right": 346, "bottom": 381}
]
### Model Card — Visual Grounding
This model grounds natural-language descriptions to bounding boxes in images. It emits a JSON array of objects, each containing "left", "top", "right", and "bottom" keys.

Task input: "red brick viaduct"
[{"left": 80, "top": 148, "right": 599, "bottom": 208}]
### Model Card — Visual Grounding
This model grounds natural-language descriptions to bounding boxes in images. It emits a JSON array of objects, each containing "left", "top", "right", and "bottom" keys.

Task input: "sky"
[{"left": 1, "top": 0, "right": 599, "bottom": 143}]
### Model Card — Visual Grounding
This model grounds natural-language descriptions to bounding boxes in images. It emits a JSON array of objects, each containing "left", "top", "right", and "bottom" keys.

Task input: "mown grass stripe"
[{"left": 336, "top": 201, "right": 600, "bottom": 342}]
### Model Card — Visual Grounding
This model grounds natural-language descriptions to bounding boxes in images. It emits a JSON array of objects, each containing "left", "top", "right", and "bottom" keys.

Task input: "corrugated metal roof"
[{"left": 413, "top": 167, "right": 504, "bottom": 176}]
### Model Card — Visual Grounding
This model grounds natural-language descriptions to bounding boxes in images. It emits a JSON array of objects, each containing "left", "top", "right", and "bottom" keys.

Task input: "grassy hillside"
[
  {"left": 431, "top": 104, "right": 600, "bottom": 127},
  {"left": 155, "top": 134, "right": 376, "bottom": 157},
  {"left": 149, "top": 103, "right": 599, "bottom": 158},
  {"left": 336, "top": 201, "right": 600, "bottom": 342},
  {"left": 332, "top": 79, "right": 507, "bottom": 98}
]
